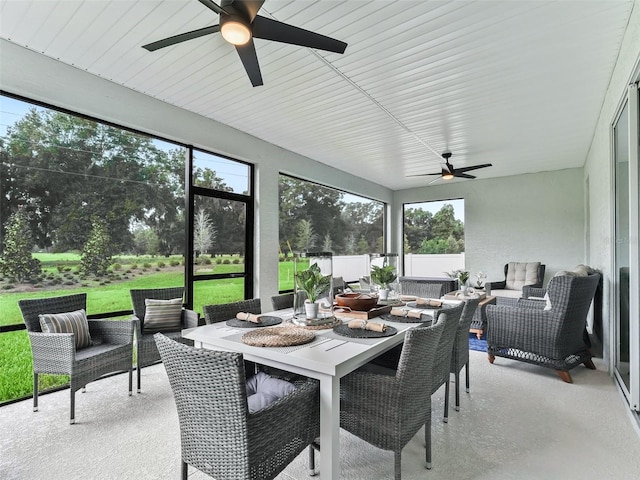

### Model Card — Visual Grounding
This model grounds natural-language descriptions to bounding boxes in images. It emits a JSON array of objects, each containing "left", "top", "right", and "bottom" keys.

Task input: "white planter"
[
  {"left": 378, "top": 288, "right": 389, "bottom": 300},
  {"left": 305, "top": 302, "right": 319, "bottom": 319}
]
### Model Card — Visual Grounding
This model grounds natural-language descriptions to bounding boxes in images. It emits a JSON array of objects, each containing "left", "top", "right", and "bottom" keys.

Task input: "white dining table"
[{"left": 182, "top": 308, "right": 434, "bottom": 479}]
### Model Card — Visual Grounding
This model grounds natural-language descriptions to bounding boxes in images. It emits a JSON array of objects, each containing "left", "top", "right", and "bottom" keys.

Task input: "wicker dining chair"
[
  {"left": 202, "top": 298, "right": 262, "bottom": 324},
  {"left": 398, "top": 280, "right": 444, "bottom": 299},
  {"left": 270, "top": 293, "right": 294, "bottom": 311},
  {"left": 129, "top": 287, "right": 200, "bottom": 393},
  {"left": 449, "top": 297, "right": 481, "bottom": 414},
  {"left": 154, "top": 333, "right": 319, "bottom": 480},
  {"left": 337, "top": 318, "right": 446, "bottom": 479},
  {"left": 18, "top": 293, "right": 135, "bottom": 424}
]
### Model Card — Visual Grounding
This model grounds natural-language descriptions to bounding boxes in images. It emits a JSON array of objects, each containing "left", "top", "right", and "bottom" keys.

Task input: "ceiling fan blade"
[
  {"left": 235, "top": 39, "right": 263, "bottom": 87},
  {"left": 198, "top": 0, "right": 229, "bottom": 15},
  {"left": 455, "top": 163, "right": 492, "bottom": 174},
  {"left": 455, "top": 173, "right": 477, "bottom": 179},
  {"left": 407, "top": 172, "right": 442, "bottom": 177},
  {"left": 251, "top": 15, "right": 347, "bottom": 54},
  {"left": 142, "top": 25, "right": 220, "bottom": 51},
  {"left": 231, "top": 0, "right": 265, "bottom": 21}
]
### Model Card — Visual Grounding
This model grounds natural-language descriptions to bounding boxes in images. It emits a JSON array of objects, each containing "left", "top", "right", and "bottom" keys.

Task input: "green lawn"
[{"left": 0, "top": 254, "right": 269, "bottom": 403}]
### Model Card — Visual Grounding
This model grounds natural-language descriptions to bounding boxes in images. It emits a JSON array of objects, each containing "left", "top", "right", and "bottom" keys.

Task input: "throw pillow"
[
  {"left": 39, "top": 309, "right": 92, "bottom": 349},
  {"left": 144, "top": 298, "right": 183, "bottom": 333},
  {"left": 543, "top": 292, "right": 552, "bottom": 311},
  {"left": 246, "top": 372, "right": 296, "bottom": 413}
]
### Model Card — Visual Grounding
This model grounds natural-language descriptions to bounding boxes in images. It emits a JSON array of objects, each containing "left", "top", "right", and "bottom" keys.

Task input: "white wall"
[
  {"left": 394, "top": 168, "right": 586, "bottom": 285},
  {"left": 0, "top": 40, "right": 394, "bottom": 308},
  {"left": 583, "top": 2, "right": 640, "bottom": 367}
]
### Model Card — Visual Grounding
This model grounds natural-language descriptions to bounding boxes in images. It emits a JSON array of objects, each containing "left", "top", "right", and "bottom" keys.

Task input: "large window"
[
  {"left": 278, "top": 175, "right": 384, "bottom": 290},
  {"left": 403, "top": 199, "right": 465, "bottom": 277},
  {"left": 0, "top": 93, "right": 254, "bottom": 403}
]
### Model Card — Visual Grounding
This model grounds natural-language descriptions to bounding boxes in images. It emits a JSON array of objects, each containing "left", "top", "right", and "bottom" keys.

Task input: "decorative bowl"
[{"left": 335, "top": 293, "right": 379, "bottom": 311}]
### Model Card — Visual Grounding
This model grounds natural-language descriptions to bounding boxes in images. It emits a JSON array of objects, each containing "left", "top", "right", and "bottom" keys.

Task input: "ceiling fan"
[
  {"left": 409, "top": 152, "right": 492, "bottom": 184},
  {"left": 142, "top": 0, "right": 347, "bottom": 87}
]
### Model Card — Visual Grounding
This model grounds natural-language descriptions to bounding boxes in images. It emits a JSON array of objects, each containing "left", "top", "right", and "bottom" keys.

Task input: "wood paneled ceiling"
[{"left": 0, "top": 0, "right": 634, "bottom": 189}]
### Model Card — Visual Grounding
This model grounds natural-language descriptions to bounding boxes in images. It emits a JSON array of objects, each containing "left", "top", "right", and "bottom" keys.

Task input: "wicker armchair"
[
  {"left": 449, "top": 297, "right": 481, "bottom": 413},
  {"left": 485, "top": 262, "right": 545, "bottom": 304},
  {"left": 154, "top": 334, "right": 319, "bottom": 480},
  {"left": 270, "top": 293, "right": 294, "bottom": 311},
  {"left": 203, "top": 298, "right": 261, "bottom": 324},
  {"left": 338, "top": 319, "right": 446, "bottom": 479},
  {"left": 18, "top": 293, "right": 134, "bottom": 424},
  {"left": 130, "top": 287, "right": 200, "bottom": 393},
  {"left": 485, "top": 273, "right": 600, "bottom": 383}
]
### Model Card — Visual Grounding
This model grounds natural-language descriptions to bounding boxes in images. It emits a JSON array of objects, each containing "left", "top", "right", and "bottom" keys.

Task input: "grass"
[{"left": 0, "top": 254, "right": 264, "bottom": 403}]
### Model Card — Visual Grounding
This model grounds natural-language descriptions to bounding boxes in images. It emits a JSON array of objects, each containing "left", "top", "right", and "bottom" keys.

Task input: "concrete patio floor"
[{"left": 1, "top": 350, "right": 639, "bottom": 479}]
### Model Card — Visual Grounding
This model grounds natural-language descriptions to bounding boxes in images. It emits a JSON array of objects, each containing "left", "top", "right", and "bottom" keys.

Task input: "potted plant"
[
  {"left": 294, "top": 263, "right": 332, "bottom": 319},
  {"left": 457, "top": 270, "right": 470, "bottom": 294},
  {"left": 370, "top": 264, "right": 397, "bottom": 300}
]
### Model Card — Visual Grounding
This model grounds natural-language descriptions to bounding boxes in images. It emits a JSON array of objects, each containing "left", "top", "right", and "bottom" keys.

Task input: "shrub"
[
  {"left": 157, "top": 261, "right": 166, "bottom": 268},
  {"left": 56, "top": 265, "right": 65, "bottom": 273},
  {"left": 112, "top": 263, "right": 122, "bottom": 270},
  {"left": 0, "top": 208, "right": 42, "bottom": 282},
  {"left": 232, "top": 258, "right": 240, "bottom": 264},
  {"left": 143, "top": 262, "right": 152, "bottom": 268},
  {"left": 223, "top": 259, "right": 231, "bottom": 264},
  {"left": 80, "top": 217, "right": 113, "bottom": 277},
  {"left": 130, "top": 263, "right": 138, "bottom": 269},
  {"left": 216, "top": 258, "right": 222, "bottom": 264},
  {"left": 169, "top": 259, "right": 180, "bottom": 267},
  {"left": 2, "top": 284, "right": 14, "bottom": 290}
]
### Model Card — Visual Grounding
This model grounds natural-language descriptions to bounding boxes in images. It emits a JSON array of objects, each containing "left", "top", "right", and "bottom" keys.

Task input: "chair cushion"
[
  {"left": 505, "top": 262, "right": 541, "bottom": 290},
  {"left": 246, "top": 372, "right": 296, "bottom": 413},
  {"left": 143, "top": 298, "right": 183, "bottom": 333},
  {"left": 39, "top": 309, "right": 92, "bottom": 349}
]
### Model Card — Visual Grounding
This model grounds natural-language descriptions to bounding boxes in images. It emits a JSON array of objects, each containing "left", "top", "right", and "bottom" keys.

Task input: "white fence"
[{"left": 332, "top": 253, "right": 465, "bottom": 282}]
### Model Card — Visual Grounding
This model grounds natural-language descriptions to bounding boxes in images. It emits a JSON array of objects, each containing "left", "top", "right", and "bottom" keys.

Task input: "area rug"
[{"left": 469, "top": 332, "right": 487, "bottom": 352}]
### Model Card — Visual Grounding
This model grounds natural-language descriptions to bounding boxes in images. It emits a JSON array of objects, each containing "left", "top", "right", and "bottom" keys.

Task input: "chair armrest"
[
  {"left": 485, "top": 280, "right": 506, "bottom": 290},
  {"left": 516, "top": 298, "right": 546, "bottom": 310},
  {"left": 181, "top": 309, "right": 201, "bottom": 328},
  {"left": 88, "top": 319, "right": 135, "bottom": 345},
  {"left": 522, "top": 285, "right": 546, "bottom": 299},
  {"left": 340, "top": 370, "right": 400, "bottom": 411},
  {"left": 28, "top": 332, "right": 75, "bottom": 371}
]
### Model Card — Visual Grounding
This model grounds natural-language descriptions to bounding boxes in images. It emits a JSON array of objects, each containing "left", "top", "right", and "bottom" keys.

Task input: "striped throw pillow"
[
  {"left": 39, "top": 309, "right": 92, "bottom": 349},
  {"left": 144, "top": 298, "right": 183, "bottom": 333}
]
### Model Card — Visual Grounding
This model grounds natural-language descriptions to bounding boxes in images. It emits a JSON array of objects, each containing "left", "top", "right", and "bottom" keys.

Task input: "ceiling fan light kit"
[{"left": 142, "top": 0, "right": 347, "bottom": 87}]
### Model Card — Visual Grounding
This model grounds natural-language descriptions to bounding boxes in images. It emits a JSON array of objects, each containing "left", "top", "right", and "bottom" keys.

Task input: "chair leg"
[
  {"left": 425, "top": 418, "right": 432, "bottom": 470},
  {"left": 488, "top": 353, "right": 495, "bottom": 363},
  {"left": 33, "top": 373, "right": 39, "bottom": 412},
  {"left": 583, "top": 359, "right": 596, "bottom": 370},
  {"left": 137, "top": 365, "right": 142, "bottom": 394},
  {"left": 465, "top": 361, "right": 470, "bottom": 393},
  {"left": 181, "top": 461, "right": 188, "bottom": 480},
  {"left": 70, "top": 389, "right": 75, "bottom": 425},
  {"left": 394, "top": 450, "right": 402, "bottom": 480},
  {"left": 454, "top": 370, "right": 460, "bottom": 411},
  {"left": 556, "top": 370, "right": 573, "bottom": 383},
  {"left": 443, "top": 379, "right": 450, "bottom": 423},
  {"left": 128, "top": 367, "right": 133, "bottom": 396},
  {"left": 308, "top": 445, "right": 317, "bottom": 476}
]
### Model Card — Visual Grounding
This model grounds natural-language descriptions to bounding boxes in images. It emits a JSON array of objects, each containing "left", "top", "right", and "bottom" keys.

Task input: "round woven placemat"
[
  {"left": 286, "top": 317, "right": 342, "bottom": 330},
  {"left": 241, "top": 326, "right": 315, "bottom": 347},
  {"left": 333, "top": 324, "right": 397, "bottom": 338},
  {"left": 226, "top": 316, "right": 282, "bottom": 328}
]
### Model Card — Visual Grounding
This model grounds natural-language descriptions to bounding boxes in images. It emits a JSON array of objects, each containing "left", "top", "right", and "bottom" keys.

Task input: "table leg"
[{"left": 318, "top": 374, "right": 340, "bottom": 479}]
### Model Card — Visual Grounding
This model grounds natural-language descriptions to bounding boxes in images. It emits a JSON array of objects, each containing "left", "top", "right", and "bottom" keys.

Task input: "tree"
[
  {"left": 321, "top": 232, "right": 333, "bottom": 253},
  {"left": 404, "top": 207, "right": 433, "bottom": 253},
  {"left": 193, "top": 208, "right": 215, "bottom": 257},
  {"left": 0, "top": 208, "right": 42, "bottom": 282},
  {"left": 81, "top": 217, "right": 112, "bottom": 277},
  {"left": 295, "top": 219, "right": 317, "bottom": 251}
]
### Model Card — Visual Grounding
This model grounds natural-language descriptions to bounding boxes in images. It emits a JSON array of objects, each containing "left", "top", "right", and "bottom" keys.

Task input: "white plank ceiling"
[{"left": 0, "top": 0, "right": 634, "bottom": 190}]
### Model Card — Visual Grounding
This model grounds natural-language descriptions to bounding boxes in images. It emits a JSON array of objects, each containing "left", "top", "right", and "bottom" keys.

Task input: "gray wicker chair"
[
  {"left": 270, "top": 293, "right": 294, "bottom": 311},
  {"left": 449, "top": 297, "right": 482, "bottom": 414},
  {"left": 203, "top": 298, "right": 261, "bottom": 324},
  {"left": 337, "top": 318, "right": 446, "bottom": 479},
  {"left": 154, "top": 333, "right": 319, "bottom": 480},
  {"left": 486, "top": 273, "right": 600, "bottom": 383},
  {"left": 130, "top": 287, "right": 200, "bottom": 393},
  {"left": 18, "top": 293, "right": 134, "bottom": 424},
  {"left": 398, "top": 279, "right": 444, "bottom": 298}
]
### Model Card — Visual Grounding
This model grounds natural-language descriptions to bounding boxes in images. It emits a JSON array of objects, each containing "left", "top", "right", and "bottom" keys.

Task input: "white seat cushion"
[{"left": 490, "top": 289, "right": 523, "bottom": 299}]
